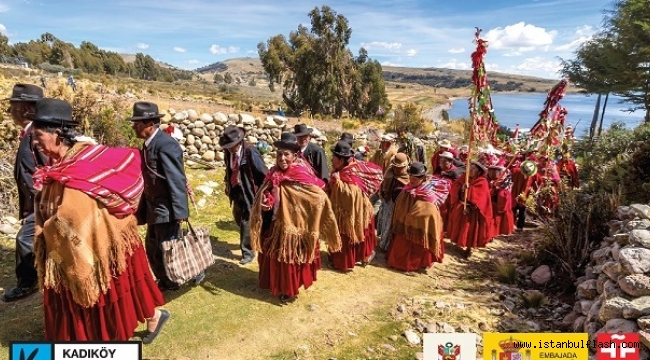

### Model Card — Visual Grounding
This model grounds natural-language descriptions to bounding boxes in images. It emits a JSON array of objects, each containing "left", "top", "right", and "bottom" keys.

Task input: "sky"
[{"left": 0, "top": 0, "right": 613, "bottom": 79}]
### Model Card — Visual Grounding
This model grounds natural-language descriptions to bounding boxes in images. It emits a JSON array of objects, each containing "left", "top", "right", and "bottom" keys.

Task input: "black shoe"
[
  {"left": 192, "top": 271, "right": 205, "bottom": 285},
  {"left": 157, "top": 280, "right": 180, "bottom": 292},
  {"left": 142, "top": 309, "right": 171, "bottom": 344},
  {"left": 279, "top": 294, "right": 297, "bottom": 304},
  {"left": 239, "top": 257, "right": 254, "bottom": 265},
  {"left": 2, "top": 286, "right": 37, "bottom": 302}
]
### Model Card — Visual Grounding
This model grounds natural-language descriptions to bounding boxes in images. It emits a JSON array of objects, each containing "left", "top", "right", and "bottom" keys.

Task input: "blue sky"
[{"left": 0, "top": 0, "right": 611, "bottom": 79}]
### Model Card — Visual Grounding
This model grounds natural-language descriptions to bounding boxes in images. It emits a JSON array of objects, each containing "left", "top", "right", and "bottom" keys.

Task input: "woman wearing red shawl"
[
  {"left": 447, "top": 161, "right": 493, "bottom": 258},
  {"left": 386, "top": 162, "right": 447, "bottom": 272},
  {"left": 250, "top": 133, "right": 341, "bottom": 303},
  {"left": 487, "top": 160, "right": 514, "bottom": 236},
  {"left": 532, "top": 155, "right": 561, "bottom": 214},
  {"left": 557, "top": 152, "right": 579, "bottom": 189},
  {"left": 328, "top": 140, "right": 383, "bottom": 271},
  {"left": 376, "top": 152, "right": 410, "bottom": 252},
  {"left": 30, "top": 99, "right": 168, "bottom": 343}
]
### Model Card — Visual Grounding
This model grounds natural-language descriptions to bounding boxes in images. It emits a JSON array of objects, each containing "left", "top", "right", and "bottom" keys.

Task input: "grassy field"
[{"left": 0, "top": 164, "right": 543, "bottom": 360}]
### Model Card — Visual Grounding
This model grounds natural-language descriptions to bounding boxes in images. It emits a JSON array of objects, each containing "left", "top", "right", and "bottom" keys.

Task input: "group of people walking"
[{"left": 2, "top": 82, "right": 577, "bottom": 344}]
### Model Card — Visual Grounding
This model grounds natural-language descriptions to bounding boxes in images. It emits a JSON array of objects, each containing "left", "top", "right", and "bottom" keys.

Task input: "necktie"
[
  {"left": 19, "top": 129, "right": 26, "bottom": 139},
  {"left": 230, "top": 153, "right": 240, "bottom": 187},
  {"left": 298, "top": 150, "right": 306, "bottom": 161}
]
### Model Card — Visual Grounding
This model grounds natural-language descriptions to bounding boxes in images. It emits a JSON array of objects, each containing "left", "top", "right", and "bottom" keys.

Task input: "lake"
[{"left": 447, "top": 93, "right": 646, "bottom": 135}]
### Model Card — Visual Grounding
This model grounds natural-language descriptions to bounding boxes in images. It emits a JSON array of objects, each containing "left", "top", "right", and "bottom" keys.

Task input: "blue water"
[{"left": 447, "top": 93, "right": 646, "bottom": 135}]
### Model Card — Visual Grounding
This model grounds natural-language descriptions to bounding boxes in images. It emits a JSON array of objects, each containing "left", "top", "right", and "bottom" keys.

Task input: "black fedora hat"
[
  {"left": 273, "top": 132, "right": 301, "bottom": 152},
  {"left": 407, "top": 162, "right": 427, "bottom": 177},
  {"left": 340, "top": 132, "right": 355, "bottom": 146},
  {"left": 3, "top": 83, "right": 43, "bottom": 102},
  {"left": 219, "top": 125, "right": 245, "bottom": 149},
  {"left": 127, "top": 101, "right": 165, "bottom": 122},
  {"left": 27, "top": 98, "right": 78, "bottom": 127},
  {"left": 330, "top": 140, "right": 354, "bottom": 158},
  {"left": 293, "top": 123, "right": 313, "bottom": 137}
]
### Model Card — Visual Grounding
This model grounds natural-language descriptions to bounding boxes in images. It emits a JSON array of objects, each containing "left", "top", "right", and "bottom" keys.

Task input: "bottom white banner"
[
  {"left": 423, "top": 333, "right": 477, "bottom": 360},
  {"left": 54, "top": 342, "right": 141, "bottom": 360}
]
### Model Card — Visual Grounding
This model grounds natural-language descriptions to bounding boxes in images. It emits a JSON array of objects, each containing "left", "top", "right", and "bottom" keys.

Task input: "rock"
[
  {"left": 397, "top": 304, "right": 406, "bottom": 313},
  {"left": 597, "top": 274, "right": 607, "bottom": 294},
  {"left": 273, "top": 115, "right": 288, "bottom": 123},
  {"left": 201, "top": 150, "right": 216, "bottom": 162},
  {"left": 161, "top": 113, "right": 172, "bottom": 124},
  {"left": 205, "top": 123, "right": 216, "bottom": 131},
  {"left": 3, "top": 216, "right": 18, "bottom": 225},
  {"left": 380, "top": 344, "right": 396, "bottom": 352},
  {"left": 613, "top": 233, "right": 630, "bottom": 245},
  {"left": 239, "top": 113, "right": 255, "bottom": 125},
  {"left": 562, "top": 311, "right": 580, "bottom": 328},
  {"left": 194, "top": 120, "right": 205, "bottom": 128},
  {"left": 187, "top": 109, "right": 199, "bottom": 121},
  {"left": 531, "top": 265, "right": 552, "bottom": 285},
  {"left": 630, "top": 229, "right": 650, "bottom": 249},
  {"left": 403, "top": 330, "right": 421, "bottom": 345},
  {"left": 587, "top": 300, "right": 601, "bottom": 322},
  {"left": 622, "top": 296, "right": 650, "bottom": 318},
  {"left": 638, "top": 316, "right": 650, "bottom": 331},
  {"left": 186, "top": 134, "right": 196, "bottom": 145},
  {"left": 640, "top": 331, "right": 650, "bottom": 350},
  {"left": 194, "top": 185, "right": 214, "bottom": 196},
  {"left": 599, "top": 297, "right": 631, "bottom": 322},
  {"left": 478, "top": 322, "right": 489, "bottom": 331},
  {"left": 631, "top": 204, "right": 650, "bottom": 220},
  {"left": 603, "top": 279, "right": 626, "bottom": 300},
  {"left": 591, "top": 246, "right": 612, "bottom": 263},
  {"left": 612, "top": 243, "right": 621, "bottom": 262},
  {"left": 415, "top": 352, "right": 423, "bottom": 360},
  {"left": 619, "top": 247, "right": 650, "bottom": 274},
  {"left": 213, "top": 112, "right": 228, "bottom": 124},
  {"left": 186, "top": 145, "right": 198, "bottom": 154},
  {"left": 200, "top": 113, "right": 213, "bottom": 123},
  {"left": 573, "top": 316, "right": 586, "bottom": 332},
  {"left": 247, "top": 136, "right": 258, "bottom": 144},
  {"left": 620, "top": 274, "right": 650, "bottom": 297},
  {"left": 424, "top": 323, "right": 437, "bottom": 333},
  {"left": 437, "top": 322, "right": 455, "bottom": 333},
  {"left": 191, "top": 128, "right": 205, "bottom": 137},
  {"left": 579, "top": 300, "right": 594, "bottom": 316},
  {"left": 598, "top": 318, "right": 639, "bottom": 333},
  {"left": 602, "top": 261, "right": 624, "bottom": 281},
  {"left": 197, "top": 198, "right": 207, "bottom": 208},
  {"left": 0, "top": 224, "right": 16, "bottom": 235},
  {"left": 168, "top": 108, "right": 176, "bottom": 116},
  {"left": 201, "top": 136, "right": 213, "bottom": 145},
  {"left": 389, "top": 335, "right": 399, "bottom": 342},
  {"left": 215, "top": 151, "right": 225, "bottom": 161},
  {"left": 626, "top": 219, "right": 650, "bottom": 231},
  {"left": 577, "top": 279, "right": 598, "bottom": 300},
  {"left": 434, "top": 301, "right": 446, "bottom": 308}
]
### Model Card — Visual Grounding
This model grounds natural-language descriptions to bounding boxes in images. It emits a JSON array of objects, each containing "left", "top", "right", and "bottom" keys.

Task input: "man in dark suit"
[
  {"left": 220, "top": 125, "right": 268, "bottom": 265},
  {"left": 130, "top": 102, "right": 190, "bottom": 291},
  {"left": 2, "top": 84, "right": 47, "bottom": 302},
  {"left": 293, "top": 123, "right": 329, "bottom": 182}
]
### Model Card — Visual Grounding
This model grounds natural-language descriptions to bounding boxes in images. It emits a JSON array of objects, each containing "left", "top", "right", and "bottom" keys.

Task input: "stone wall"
[
  {"left": 563, "top": 204, "right": 650, "bottom": 355},
  {"left": 160, "top": 108, "right": 327, "bottom": 166}
]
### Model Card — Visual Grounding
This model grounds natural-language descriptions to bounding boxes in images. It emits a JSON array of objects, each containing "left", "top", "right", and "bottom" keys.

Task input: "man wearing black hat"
[
  {"left": 2, "top": 83, "right": 47, "bottom": 302},
  {"left": 130, "top": 101, "right": 190, "bottom": 291},
  {"left": 220, "top": 125, "right": 268, "bottom": 265},
  {"left": 293, "top": 123, "right": 328, "bottom": 182}
]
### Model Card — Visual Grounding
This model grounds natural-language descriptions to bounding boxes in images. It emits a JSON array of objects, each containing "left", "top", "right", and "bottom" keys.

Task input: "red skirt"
[
  {"left": 43, "top": 242, "right": 165, "bottom": 341},
  {"left": 329, "top": 219, "right": 376, "bottom": 271},
  {"left": 386, "top": 234, "right": 444, "bottom": 271},
  {"left": 448, "top": 204, "right": 493, "bottom": 248},
  {"left": 493, "top": 210, "right": 514, "bottom": 236},
  {"left": 258, "top": 249, "right": 321, "bottom": 298}
]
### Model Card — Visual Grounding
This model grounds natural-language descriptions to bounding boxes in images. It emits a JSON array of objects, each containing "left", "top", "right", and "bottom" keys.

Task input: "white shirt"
[
  {"left": 144, "top": 128, "right": 159, "bottom": 147},
  {"left": 230, "top": 144, "right": 243, "bottom": 168}
]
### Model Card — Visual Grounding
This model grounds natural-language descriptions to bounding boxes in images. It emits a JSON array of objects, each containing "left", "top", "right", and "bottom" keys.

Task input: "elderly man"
[
  {"left": 371, "top": 134, "right": 397, "bottom": 172},
  {"left": 130, "top": 101, "right": 190, "bottom": 291},
  {"left": 220, "top": 125, "right": 268, "bottom": 265},
  {"left": 293, "top": 123, "right": 329, "bottom": 182},
  {"left": 2, "top": 84, "right": 47, "bottom": 302}
]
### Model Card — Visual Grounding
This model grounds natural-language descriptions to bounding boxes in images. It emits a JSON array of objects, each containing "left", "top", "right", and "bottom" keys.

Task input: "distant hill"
[
  {"left": 195, "top": 57, "right": 560, "bottom": 93},
  {"left": 119, "top": 54, "right": 176, "bottom": 69}
]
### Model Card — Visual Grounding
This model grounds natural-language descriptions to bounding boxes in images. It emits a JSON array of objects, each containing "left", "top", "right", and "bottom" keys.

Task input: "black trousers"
[
  {"left": 15, "top": 214, "right": 37, "bottom": 288},
  {"left": 232, "top": 200, "right": 255, "bottom": 261},
  {"left": 145, "top": 222, "right": 180, "bottom": 285},
  {"left": 513, "top": 205, "right": 526, "bottom": 230}
]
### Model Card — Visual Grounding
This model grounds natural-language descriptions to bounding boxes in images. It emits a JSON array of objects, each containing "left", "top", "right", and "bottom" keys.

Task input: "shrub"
[
  {"left": 495, "top": 263, "right": 518, "bottom": 284},
  {"left": 537, "top": 190, "right": 619, "bottom": 288},
  {"left": 342, "top": 119, "right": 360, "bottom": 130},
  {"left": 386, "top": 103, "right": 426, "bottom": 136},
  {"left": 519, "top": 290, "right": 548, "bottom": 308}
]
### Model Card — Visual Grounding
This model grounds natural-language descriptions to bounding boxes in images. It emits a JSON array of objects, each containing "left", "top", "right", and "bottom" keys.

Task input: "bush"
[
  {"left": 537, "top": 190, "right": 619, "bottom": 289},
  {"left": 342, "top": 119, "right": 360, "bottom": 130},
  {"left": 386, "top": 103, "right": 426, "bottom": 136}
]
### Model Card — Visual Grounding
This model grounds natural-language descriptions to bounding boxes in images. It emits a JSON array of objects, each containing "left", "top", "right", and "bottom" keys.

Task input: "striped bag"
[{"left": 161, "top": 221, "right": 214, "bottom": 285}]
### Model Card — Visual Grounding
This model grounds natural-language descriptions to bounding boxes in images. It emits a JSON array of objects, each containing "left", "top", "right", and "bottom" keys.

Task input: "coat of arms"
[{"left": 438, "top": 341, "right": 461, "bottom": 360}]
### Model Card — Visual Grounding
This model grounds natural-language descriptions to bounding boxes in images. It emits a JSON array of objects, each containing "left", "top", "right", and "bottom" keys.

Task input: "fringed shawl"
[
  {"left": 34, "top": 183, "right": 142, "bottom": 308},
  {"left": 391, "top": 190, "right": 444, "bottom": 259},
  {"left": 328, "top": 176, "right": 374, "bottom": 244},
  {"left": 250, "top": 162, "right": 341, "bottom": 264},
  {"left": 402, "top": 176, "right": 450, "bottom": 207},
  {"left": 380, "top": 166, "right": 410, "bottom": 200},
  {"left": 337, "top": 159, "right": 383, "bottom": 197}
]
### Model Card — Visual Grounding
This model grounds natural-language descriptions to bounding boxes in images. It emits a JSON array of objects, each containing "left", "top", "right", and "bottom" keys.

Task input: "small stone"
[
  {"left": 619, "top": 247, "right": 650, "bottom": 274},
  {"left": 194, "top": 185, "right": 214, "bottom": 196},
  {"left": 201, "top": 150, "right": 216, "bottom": 162},
  {"left": 197, "top": 198, "right": 207, "bottom": 208},
  {"left": 629, "top": 229, "right": 650, "bottom": 248},
  {"left": 639, "top": 330, "right": 650, "bottom": 349},
  {"left": 3, "top": 216, "right": 18, "bottom": 225},
  {"left": 598, "top": 318, "right": 639, "bottom": 333},
  {"left": 630, "top": 204, "right": 650, "bottom": 220},
  {"left": 437, "top": 322, "right": 455, "bottom": 333},
  {"left": 638, "top": 316, "right": 650, "bottom": 331},
  {"left": 415, "top": 352, "right": 424, "bottom": 360},
  {"left": 403, "top": 330, "right": 421, "bottom": 345},
  {"left": 397, "top": 304, "right": 406, "bottom": 313},
  {"left": 413, "top": 309, "right": 423, "bottom": 317},
  {"left": 619, "top": 274, "right": 650, "bottom": 297},
  {"left": 0, "top": 224, "right": 16, "bottom": 235},
  {"left": 577, "top": 279, "right": 598, "bottom": 300},
  {"left": 599, "top": 297, "right": 631, "bottom": 322},
  {"left": 622, "top": 296, "right": 650, "bottom": 318},
  {"left": 531, "top": 265, "right": 552, "bottom": 285},
  {"left": 478, "top": 322, "right": 489, "bottom": 331},
  {"left": 380, "top": 344, "right": 396, "bottom": 352},
  {"left": 424, "top": 323, "right": 437, "bottom": 333},
  {"left": 307, "top": 304, "right": 319, "bottom": 311},
  {"left": 388, "top": 335, "right": 399, "bottom": 342},
  {"left": 187, "top": 109, "right": 199, "bottom": 121},
  {"left": 573, "top": 316, "right": 586, "bottom": 332},
  {"left": 434, "top": 301, "right": 446, "bottom": 308}
]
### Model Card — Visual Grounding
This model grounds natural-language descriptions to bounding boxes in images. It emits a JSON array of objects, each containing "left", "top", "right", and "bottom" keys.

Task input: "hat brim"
[
  {"left": 128, "top": 114, "right": 165, "bottom": 122},
  {"left": 438, "top": 142, "right": 452, "bottom": 148},
  {"left": 221, "top": 136, "right": 244, "bottom": 149},
  {"left": 330, "top": 147, "right": 354, "bottom": 158},
  {"left": 3, "top": 96, "right": 40, "bottom": 103},
  {"left": 294, "top": 129, "right": 313, "bottom": 137},
  {"left": 439, "top": 155, "right": 454, "bottom": 161},
  {"left": 27, "top": 114, "right": 79, "bottom": 127},
  {"left": 471, "top": 161, "right": 488, "bottom": 173},
  {"left": 407, "top": 170, "right": 427, "bottom": 177},
  {"left": 273, "top": 141, "right": 300, "bottom": 151},
  {"left": 391, "top": 162, "right": 408, "bottom": 168},
  {"left": 488, "top": 165, "right": 506, "bottom": 170}
]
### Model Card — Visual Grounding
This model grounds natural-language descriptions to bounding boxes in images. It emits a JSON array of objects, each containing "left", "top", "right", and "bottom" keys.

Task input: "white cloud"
[
  {"left": 361, "top": 41, "right": 403, "bottom": 52},
  {"left": 173, "top": 47, "right": 186, "bottom": 53},
  {"left": 503, "top": 51, "right": 522, "bottom": 57},
  {"left": 0, "top": 4, "right": 8, "bottom": 13},
  {"left": 484, "top": 22, "right": 556, "bottom": 51},
  {"left": 510, "top": 56, "right": 562, "bottom": 78},
  {"left": 246, "top": 50, "right": 257, "bottom": 54},
  {"left": 136, "top": 43, "right": 149, "bottom": 49},
  {"left": 188, "top": 59, "right": 200, "bottom": 64},
  {"left": 210, "top": 44, "right": 240, "bottom": 54},
  {"left": 0, "top": 23, "right": 6, "bottom": 35},
  {"left": 380, "top": 61, "right": 402, "bottom": 67},
  {"left": 406, "top": 48, "right": 418, "bottom": 57},
  {"left": 448, "top": 47, "right": 465, "bottom": 54},
  {"left": 437, "top": 58, "right": 470, "bottom": 70},
  {"left": 555, "top": 25, "right": 595, "bottom": 51}
]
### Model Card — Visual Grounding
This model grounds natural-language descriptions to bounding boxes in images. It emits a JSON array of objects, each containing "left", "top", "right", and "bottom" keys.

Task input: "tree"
[
  {"left": 223, "top": 72, "right": 233, "bottom": 93},
  {"left": 213, "top": 73, "right": 224, "bottom": 83},
  {"left": 257, "top": 5, "right": 390, "bottom": 120}
]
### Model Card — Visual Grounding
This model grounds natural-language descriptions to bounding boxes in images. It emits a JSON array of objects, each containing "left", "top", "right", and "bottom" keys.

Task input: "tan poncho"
[
  {"left": 390, "top": 191, "right": 444, "bottom": 259},
  {"left": 371, "top": 145, "right": 397, "bottom": 172},
  {"left": 328, "top": 177, "right": 374, "bottom": 244},
  {"left": 250, "top": 181, "right": 341, "bottom": 264},
  {"left": 34, "top": 182, "right": 142, "bottom": 308}
]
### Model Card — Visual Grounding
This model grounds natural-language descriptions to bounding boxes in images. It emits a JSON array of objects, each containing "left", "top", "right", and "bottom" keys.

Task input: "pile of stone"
[
  {"left": 159, "top": 109, "right": 326, "bottom": 166},
  {"left": 563, "top": 204, "right": 650, "bottom": 354}
]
